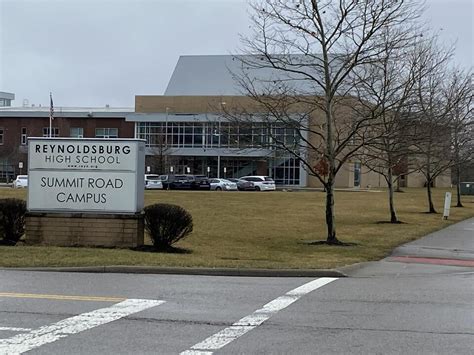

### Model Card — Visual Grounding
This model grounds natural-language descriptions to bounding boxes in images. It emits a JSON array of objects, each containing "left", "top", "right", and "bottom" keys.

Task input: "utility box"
[{"left": 460, "top": 182, "right": 474, "bottom": 195}]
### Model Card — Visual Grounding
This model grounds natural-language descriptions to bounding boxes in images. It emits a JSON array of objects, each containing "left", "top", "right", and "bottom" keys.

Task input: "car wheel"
[
  {"left": 255, "top": 186, "right": 261, "bottom": 191},
  {"left": 215, "top": 187, "right": 222, "bottom": 191}
]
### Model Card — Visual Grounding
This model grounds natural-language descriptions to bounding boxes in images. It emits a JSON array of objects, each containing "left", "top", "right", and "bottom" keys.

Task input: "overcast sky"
[{"left": 0, "top": 0, "right": 472, "bottom": 108}]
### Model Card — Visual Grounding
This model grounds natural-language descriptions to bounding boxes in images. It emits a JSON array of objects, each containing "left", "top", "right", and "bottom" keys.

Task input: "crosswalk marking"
[
  {"left": 0, "top": 298, "right": 165, "bottom": 354},
  {"left": 181, "top": 277, "right": 338, "bottom": 354}
]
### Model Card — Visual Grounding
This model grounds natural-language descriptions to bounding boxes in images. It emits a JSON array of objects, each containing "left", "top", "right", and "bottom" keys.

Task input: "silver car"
[
  {"left": 240, "top": 176, "right": 276, "bottom": 191},
  {"left": 144, "top": 174, "right": 163, "bottom": 189},
  {"left": 209, "top": 178, "right": 238, "bottom": 191}
]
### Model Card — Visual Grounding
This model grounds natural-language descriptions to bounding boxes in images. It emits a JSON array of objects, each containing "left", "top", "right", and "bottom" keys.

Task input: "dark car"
[
  {"left": 227, "top": 178, "right": 254, "bottom": 191},
  {"left": 159, "top": 174, "right": 211, "bottom": 190},
  {"left": 192, "top": 175, "right": 211, "bottom": 190}
]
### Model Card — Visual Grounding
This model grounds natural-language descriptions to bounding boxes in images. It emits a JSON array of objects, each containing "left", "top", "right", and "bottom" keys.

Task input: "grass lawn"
[{"left": 0, "top": 187, "right": 473, "bottom": 269}]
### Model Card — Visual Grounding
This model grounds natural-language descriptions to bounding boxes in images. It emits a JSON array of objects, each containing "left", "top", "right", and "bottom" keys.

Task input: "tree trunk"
[
  {"left": 396, "top": 175, "right": 402, "bottom": 192},
  {"left": 455, "top": 164, "right": 463, "bottom": 207},
  {"left": 387, "top": 169, "right": 399, "bottom": 223},
  {"left": 426, "top": 179, "right": 437, "bottom": 213},
  {"left": 324, "top": 180, "right": 340, "bottom": 244}
]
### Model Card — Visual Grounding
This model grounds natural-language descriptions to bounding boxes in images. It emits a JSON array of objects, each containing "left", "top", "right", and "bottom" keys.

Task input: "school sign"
[{"left": 28, "top": 138, "right": 145, "bottom": 213}]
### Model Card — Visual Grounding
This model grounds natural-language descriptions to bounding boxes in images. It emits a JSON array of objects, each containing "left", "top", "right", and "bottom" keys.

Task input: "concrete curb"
[
  {"left": 336, "top": 261, "right": 377, "bottom": 275},
  {"left": 3, "top": 266, "right": 347, "bottom": 278}
]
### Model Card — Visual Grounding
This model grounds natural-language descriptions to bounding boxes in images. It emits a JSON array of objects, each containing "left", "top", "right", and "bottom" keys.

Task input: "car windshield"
[
  {"left": 264, "top": 177, "right": 274, "bottom": 181},
  {"left": 17, "top": 176, "right": 28, "bottom": 180}
]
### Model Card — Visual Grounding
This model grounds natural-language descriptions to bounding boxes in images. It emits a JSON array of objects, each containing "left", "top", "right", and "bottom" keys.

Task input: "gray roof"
[
  {"left": 164, "top": 55, "right": 331, "bottom": 96},
  {"left": 0, "top": 92, "right": 15, "bottom": 100},
  {"left": 0, "top": 106, "right": 133, "bottom": 118}
]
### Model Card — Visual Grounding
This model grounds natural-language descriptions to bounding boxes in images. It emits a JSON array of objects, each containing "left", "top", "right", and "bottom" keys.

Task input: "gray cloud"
[{"left": 0, "top": 0, "right": 472, "bottom": 107}]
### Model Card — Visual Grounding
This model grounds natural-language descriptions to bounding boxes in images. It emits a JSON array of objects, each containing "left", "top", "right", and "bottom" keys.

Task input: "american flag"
[{"left": 49, "top": 92, "right": 54, "bottom": 121}]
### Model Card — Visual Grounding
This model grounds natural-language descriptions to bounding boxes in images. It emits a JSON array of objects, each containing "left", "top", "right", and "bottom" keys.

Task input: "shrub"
[
  {"left": 0, "top": 198, "right": 27, "bottom": 246},
  {"left": 143, "top": 203, "right": 193, "bottom": 250}
]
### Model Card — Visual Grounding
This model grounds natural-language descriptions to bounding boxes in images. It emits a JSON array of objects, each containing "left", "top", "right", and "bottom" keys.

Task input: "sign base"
[{"left": 25, "top": 212, "right": 144, "bottom": 248}]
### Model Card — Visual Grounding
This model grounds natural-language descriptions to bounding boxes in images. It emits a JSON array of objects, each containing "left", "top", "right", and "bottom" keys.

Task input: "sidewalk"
[
  {"left": 342, "top": 217, "right": 474, "bottom": 277},
  {"left": 390, "top": 217, "right": 474, "bottom": 260}
]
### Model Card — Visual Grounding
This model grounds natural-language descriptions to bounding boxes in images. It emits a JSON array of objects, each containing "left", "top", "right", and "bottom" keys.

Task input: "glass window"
[
  {"left": 43, "top": 127, "right": 59, "bottom": 137},
  {"left": 0, "top": 128, "right": 4, "bottom": 144},
  {"left": 95, "top": 128, "right": 118, "bottom": 138},
  {"left": 21, "top": 127, "right": 27, "bottom": 145},
  {"left": 70, "top": 127, "right": 84, "bottom": 138}
]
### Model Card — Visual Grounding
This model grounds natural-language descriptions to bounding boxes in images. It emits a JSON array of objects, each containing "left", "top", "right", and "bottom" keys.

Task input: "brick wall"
[{"left": 25, "top": 212, "right": 144, "bottom": 248}]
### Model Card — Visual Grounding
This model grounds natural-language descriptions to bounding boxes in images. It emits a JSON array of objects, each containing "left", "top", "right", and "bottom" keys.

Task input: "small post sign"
[
  {"left": 27, "top": 138, "right": 145, "bottom": 213},
  {"left": 443, "top": 192, "right": 452, "bottom": 220}
]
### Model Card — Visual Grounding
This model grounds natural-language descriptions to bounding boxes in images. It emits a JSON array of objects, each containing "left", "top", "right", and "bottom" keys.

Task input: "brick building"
[{"left": 0, "top": 106, "right": 133, "bottom": 181}]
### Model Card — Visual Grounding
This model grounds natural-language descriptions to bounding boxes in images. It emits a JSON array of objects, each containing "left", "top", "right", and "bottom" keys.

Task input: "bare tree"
[
  {"left": 410, "top": 39, "right": 464, "bottom": 213},
  {"left": 349, "top": 29, "right": 427, "bottom": 223},
  {"left": 231, "top": 0, "right": 420, "bottom": 243},
  {"left": 450, "top": 70, "right": 473, "bottom": 207},
  {"left": 144, "top": 127, "right": 171, "bottom": 174}
]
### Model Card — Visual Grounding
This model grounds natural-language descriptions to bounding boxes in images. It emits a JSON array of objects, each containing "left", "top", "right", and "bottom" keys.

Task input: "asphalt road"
[
  {"left": 0, "top": 266, "right": 472, "bottom": 355},
  {"left": 0, "top": 218, "right": 473, "bottom": 354}
]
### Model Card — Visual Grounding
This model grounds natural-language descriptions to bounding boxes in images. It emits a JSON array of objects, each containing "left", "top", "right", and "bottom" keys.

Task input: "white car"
[
  {"left": 13, "top": 175, "right": 28, "bottom": 188},
  {"left": 240, "top": 176, "right": 276, "bottom": 191},
  {"left": 144, "top": 174, "right": 163, "bottom": 189},
  {"left": 209, "top": 178, "right": 238, "bottom": 191}
]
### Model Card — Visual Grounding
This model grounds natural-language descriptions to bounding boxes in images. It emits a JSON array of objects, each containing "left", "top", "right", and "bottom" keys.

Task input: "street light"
[
  {"left": 216, "top": 102, "right": 226, "bottom": 178},
  {"left": 165, "top": 107, "right": 169, "bottom": 147}
]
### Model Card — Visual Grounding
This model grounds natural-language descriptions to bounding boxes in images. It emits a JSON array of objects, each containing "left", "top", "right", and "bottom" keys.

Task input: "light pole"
[
  {"left": 217, "top": 102, "right": 226, "bottom": 178},
  {"left": 217, "top": 119, "right": 221, "bottom": 178},
  {"left": 165, "top": 107, "right": 169, "bottom": 147}
]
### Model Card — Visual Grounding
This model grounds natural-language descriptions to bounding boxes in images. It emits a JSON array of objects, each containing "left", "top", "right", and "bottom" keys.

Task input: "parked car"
[
  {"left": 209, "top": 178, "right": 238, "bottom": 191},
  {"left": 227, "top": 178, "right": 255, "bottom": 191},
  {"left": 159, "top": 174, "right": 211, "bottom": 190},
  {"left": 159, "top": 174, "right": 190, "bottom": 190},
  {"left": 192, "top": 175, "right": 212, "bottom": 190},
  {"left": 13, "top": 175, "right": 28, "bottom": 188},
  {"left": 240, "top": 176, "right": 276, "bottom": 191},
  {"left": 144, "top": 174, "right": 163, "bottom": 189}
]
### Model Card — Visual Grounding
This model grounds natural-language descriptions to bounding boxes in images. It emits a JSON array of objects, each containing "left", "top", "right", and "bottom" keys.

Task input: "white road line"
[
  {"left": 0, "top": 298, "right": 164, "bottom": 354},
  {"left": 0, "top": 327, "right": 32, "bottom": 332},
  {"left": 181, "top": 277, "right": 337, "bottom": 354}
]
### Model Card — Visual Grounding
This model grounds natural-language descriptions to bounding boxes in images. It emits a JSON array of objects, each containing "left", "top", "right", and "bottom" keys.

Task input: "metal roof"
[
  {"left": 0, "top": 92, "right": 15, "bottom": 100},
  {"left": 164, "top": 55, "right": 330, "bottom": 96}
]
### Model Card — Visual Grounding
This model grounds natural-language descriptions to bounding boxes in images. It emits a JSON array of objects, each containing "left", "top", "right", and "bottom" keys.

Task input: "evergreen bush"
[
  {"left": 0, "top": 198, "right": 27, "bottom": 246},
  {"left": 143, "top": 203, "right": 193, "bottom": 250}
]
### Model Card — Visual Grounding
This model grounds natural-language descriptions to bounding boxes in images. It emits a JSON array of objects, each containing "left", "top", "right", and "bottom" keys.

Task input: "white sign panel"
[
  {"left": 29, "top": 140, "right": 138, "bottom": 171},
  {"left": 443, "top": 192, "right": 452, "bottom": 220},
  {"left": 28, "top": 138, "right": 145, "bottom": 213}
]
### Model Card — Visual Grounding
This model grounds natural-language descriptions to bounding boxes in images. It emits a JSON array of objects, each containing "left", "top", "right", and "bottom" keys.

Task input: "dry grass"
[{"left": 0, "top": 187, "right": 472, "bottom": 269}]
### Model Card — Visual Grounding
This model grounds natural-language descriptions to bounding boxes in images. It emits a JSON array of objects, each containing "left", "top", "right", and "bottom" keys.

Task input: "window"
[
  {"left": 43, "top": 127, "right": 59, "bottom": 137},
  {"left": 0, "top": 128, "right": 4, "bottom": 144},
  {"left": 70, "top": 127, "right": 84, "bottom": 138},
  {"left": 95, "top": 128, "right": 118, "bottom": 138},
  {"left": 21, "top": 128, "right": 27, "bottom": 145}
]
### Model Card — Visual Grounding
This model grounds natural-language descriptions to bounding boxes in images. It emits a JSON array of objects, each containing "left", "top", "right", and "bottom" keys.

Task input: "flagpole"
[{"left": 49, "top": 92, "right": 53, "bottom": 137}]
